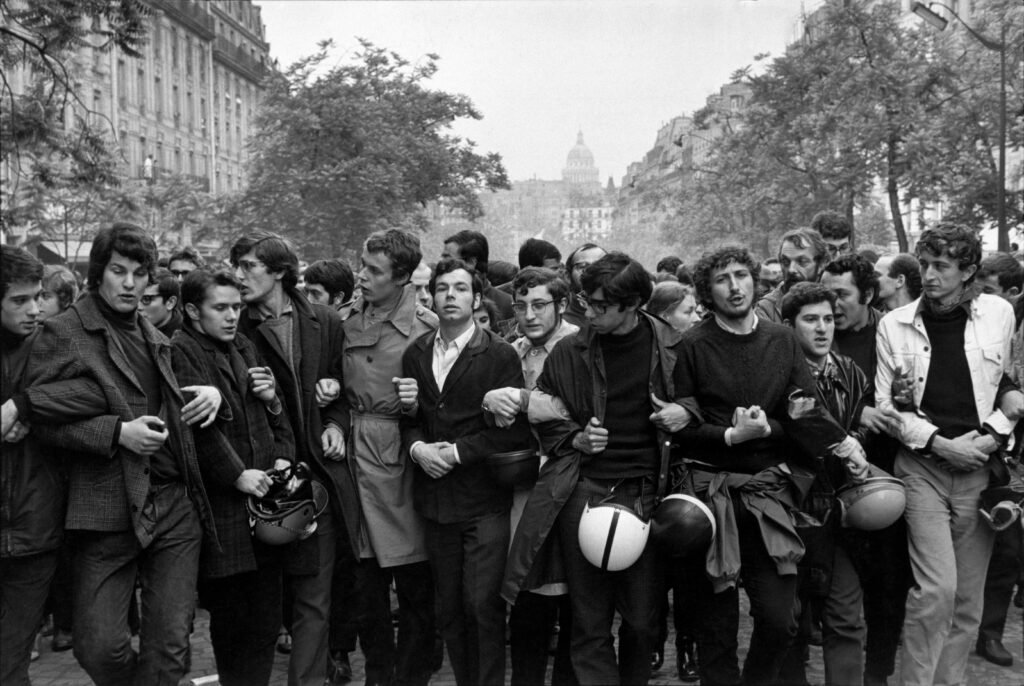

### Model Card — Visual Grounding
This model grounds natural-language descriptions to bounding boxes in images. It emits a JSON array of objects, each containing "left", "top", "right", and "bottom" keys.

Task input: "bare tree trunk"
[{"left": 887, "top": 139, "right": 908, "bottom": 252}]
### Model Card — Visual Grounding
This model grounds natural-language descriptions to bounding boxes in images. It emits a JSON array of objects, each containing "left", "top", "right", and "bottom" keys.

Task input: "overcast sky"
[{"left": 258, "top": 0, "right": 818, "bottom": 185}]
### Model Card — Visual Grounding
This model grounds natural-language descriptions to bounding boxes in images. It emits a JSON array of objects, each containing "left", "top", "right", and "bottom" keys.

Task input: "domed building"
[{"left": 562, "top": 131, "right": 601, "bottom": 192}]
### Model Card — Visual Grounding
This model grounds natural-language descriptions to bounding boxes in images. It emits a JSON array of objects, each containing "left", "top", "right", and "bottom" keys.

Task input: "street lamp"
[{"left": 911, "top": 1, "right": 1008, "bottom": 250}]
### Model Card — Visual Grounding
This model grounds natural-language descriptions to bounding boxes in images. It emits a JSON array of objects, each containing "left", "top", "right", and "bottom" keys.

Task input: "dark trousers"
[
  {"left": 509, "top": 591, "right": 577, "bottom": 686},
  {"left": 660, "top": 563, "right": 700, "bottom": 651},
  {"left": 979, "top": 523, "right": 1024, "bottom": 642},
  {"left": 72, "top": 483, "right": 201, "bottom": 686},
  {"left": 47, "top": 539, "right": 75, "bottom": 632},
  {"left": 425, "top": 511, "right": 509, "bottom": 686},
  {"left": 0, "top": 550, "right": 59, "bottom": 686},
  {"left": 558, "top": 477, "right": 662, "bottom": 686},
  {"left": 355, "top": 558, "right": 435, "bottom": 686},
  {"left": 198, "top": 543, "right": 284, "bottom": 686},
  {"left": 685, "top": 503, "right": 799, "bottom": 686},
  {"left": 328, "top": 541, "right": 359, "bottom": 655},
  {"left": 859, "top": 519, "right": 912, "bottom": 683},
  {"left": 287, "top": 511, "right": 338, "bottom": 686}
]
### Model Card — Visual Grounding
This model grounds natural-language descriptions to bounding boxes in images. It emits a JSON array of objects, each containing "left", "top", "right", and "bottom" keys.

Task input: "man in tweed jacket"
[{"left": 22, "top": 223, "right": 217, "bottom": 686}]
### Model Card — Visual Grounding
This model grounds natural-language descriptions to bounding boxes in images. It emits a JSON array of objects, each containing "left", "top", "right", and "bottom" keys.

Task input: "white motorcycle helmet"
[{"left": 578, "top": 501, "right": 650, "bottom": 572}]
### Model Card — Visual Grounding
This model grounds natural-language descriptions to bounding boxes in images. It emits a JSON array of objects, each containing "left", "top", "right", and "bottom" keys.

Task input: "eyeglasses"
[
  {"left": 235, "top": 259, "right": 265, "bottom": 274},
  {"left": 170, "top": 269, "right": 192, "bottom": 278},
  {"left": 511, "top": 300, "right": 555, "bottom": 315},
  {"left": 825, "top": 243, "right": 850, "bottom": 257},
  {"left": 575, "top": 292, "right": 610, "bottom": 315},
  {"left": 139, "top": 295, "right": 161, "bottom": 306},
  {"left": 572, "top": 261, "right": 594, "bottom": 273}
]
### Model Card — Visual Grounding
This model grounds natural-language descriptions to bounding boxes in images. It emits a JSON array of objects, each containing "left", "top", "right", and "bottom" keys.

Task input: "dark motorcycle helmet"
[
  {"left": 651, "top": 493, "right": 716, "bottom": 558},
  {"left": 246, "top": 462, "right": 329, "bottom": 545}
]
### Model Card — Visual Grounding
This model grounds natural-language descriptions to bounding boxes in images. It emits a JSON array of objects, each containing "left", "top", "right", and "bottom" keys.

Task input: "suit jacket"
[
  {"left": 401, "top": 325, "right": 532, "bottom": 524},
  {"left": 237, "top": 289, "right": 360, "bottom": 561},
  {"left": 23, "top": 293, "right": 215, "bottom": 547},
  {"left": 171, "top": 325, "right": 294, "bottom": 578}
]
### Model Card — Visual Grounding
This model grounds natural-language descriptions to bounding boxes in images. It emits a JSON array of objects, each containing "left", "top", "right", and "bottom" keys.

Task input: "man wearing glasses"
[
  {"left": 232, "top": 232, "right": 358, "bottom": 686},
  {"left": 481, "top": 266, "right": 579, "bottom": 685},
  {"left": 341, "top": 229, "right": 439, "bottom": 686},
  {"left": 562, "top": 243, "right": 607, "bottom": 328},
  {"left": 167, "top": 247, "right": 205, "bottom": 281},
  {"left": 811, "top": 210, "right": 853, "bottom": 260},
  {"left": 138, "top": 267, "right": 183, "bottom": 338},
  {"left": 529, "top": 252, "right": 690, "bottom": 685}
]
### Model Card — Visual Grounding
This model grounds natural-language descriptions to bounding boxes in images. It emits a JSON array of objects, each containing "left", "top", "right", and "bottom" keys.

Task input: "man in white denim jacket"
[{"left": 875, "top": 224, "right": 1024, "bottom": 686}]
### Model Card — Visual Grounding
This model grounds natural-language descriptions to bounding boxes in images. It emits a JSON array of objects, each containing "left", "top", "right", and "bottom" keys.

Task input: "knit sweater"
[{"left": 674, "top": 317, "right": 845, "bottom": 473}]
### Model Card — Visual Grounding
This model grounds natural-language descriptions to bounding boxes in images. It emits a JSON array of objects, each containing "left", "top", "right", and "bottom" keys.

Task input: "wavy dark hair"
[
  {"left": 692, "top": 246, "right": 760, "bottom": 310},
  {"left": 579, "top": 252, "right": 652, "bottom": 309},
  {"left": 781, "top": 282, "right": 837, "bottom": 322},
  {"left": 821, "top": 253, "right": 878, "bottom": 304},
  {"left": 915, "top": 223, "right": 982, "bottom": 279}
]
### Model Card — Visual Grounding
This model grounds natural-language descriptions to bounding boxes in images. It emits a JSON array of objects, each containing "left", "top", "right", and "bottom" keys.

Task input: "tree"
[
  {"left": 238, "top": 40, "right": 510, "bottom": 257},
  {"left": 661, "top": 0, "right": 1022, "bottom": 253},
  {"left": 1, "top": 0, "right": 150, "bottom": 230}
]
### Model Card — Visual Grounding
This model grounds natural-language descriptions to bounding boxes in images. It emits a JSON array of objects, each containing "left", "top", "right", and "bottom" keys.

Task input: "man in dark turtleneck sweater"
[
  {"left": 16, "top": 223, "right": 219, "bottom": 686},
  {"left": 672, "top": 246, "right": 864, "bottom": 686},
  {"left": 875, "top": 224, "right": 1024, "bottom": 685},
  {"left": 533, "top": 252, "right": 689, "bottom": 686}
]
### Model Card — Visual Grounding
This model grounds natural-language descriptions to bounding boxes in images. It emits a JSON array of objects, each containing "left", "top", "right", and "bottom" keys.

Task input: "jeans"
[
  {"left": 896, "top": 449, "right": 994, "bottom": 686},
  {"left": 72, "top": 482, "right": 201, "bottom": 686},
  {"left": 198, "top": 543, "right": 283, "bottom": 686},
  {"left": 0, "top": 550, "right": 59, "bottom": 686},
  {"left": 684, "top": 497, "right": 799, "bottom": 686},
  {"left": 287, "top": 511, "right": 337, "bottom": 686},
  {"left": 355, "top": 558, "right": 435, "bottom": 686},
  {"left": 425, "top": 511, "right": 509, "bottom": 686},
  {"left": 557, "top": 477, "right": 662, "bottom": 686},
  {"left": 822, "top": 543, "right": 865, "bottom": 686}
]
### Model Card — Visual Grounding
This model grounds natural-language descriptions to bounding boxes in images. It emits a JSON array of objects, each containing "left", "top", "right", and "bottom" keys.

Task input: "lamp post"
[{"left": 911, "top": 1, "right": 1008, "bottom": 251}]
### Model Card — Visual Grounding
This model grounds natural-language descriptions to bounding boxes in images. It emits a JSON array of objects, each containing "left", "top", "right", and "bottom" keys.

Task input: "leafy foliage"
[
  {"left": 661, "top": 0, "right": 1022, "bottom": 256},
  {"left": 1, "top": 0, "right": 151, "bottom": 228},
  {"left": 238, "top": 39, "right": 510, "bottom": 257}
]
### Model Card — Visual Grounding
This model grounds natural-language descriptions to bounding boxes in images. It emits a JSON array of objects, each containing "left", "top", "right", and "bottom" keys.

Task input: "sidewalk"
[{"left": 28, "top": 596, "right": 1024, "bottom": 685}]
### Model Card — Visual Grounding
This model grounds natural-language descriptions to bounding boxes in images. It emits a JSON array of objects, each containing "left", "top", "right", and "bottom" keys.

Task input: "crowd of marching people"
[{"left": 2, "top": 212, "right": 1023, "bottom": 686}]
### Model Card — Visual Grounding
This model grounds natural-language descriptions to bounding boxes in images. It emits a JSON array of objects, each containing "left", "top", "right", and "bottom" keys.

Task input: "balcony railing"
[
  {"left": 150, "top": 0, "right": 215, "bottom": 40},
  {"left": 212, "top": 36, "right": 266, "bottom": 84}
]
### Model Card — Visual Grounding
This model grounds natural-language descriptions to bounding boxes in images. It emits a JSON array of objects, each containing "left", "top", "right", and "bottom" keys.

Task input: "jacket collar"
[
  {"left": 355, "top": 283, "right": 419, "bottom": 337},
  {"left": 512, "top": 319, "right": 579, "bottom": 358},
  {"left": 75, "top": 292, "right": 164, "bottom": 346}
]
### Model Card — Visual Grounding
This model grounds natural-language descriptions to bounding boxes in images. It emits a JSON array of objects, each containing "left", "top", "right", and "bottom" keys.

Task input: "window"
[
  {"left": 187, "top": 90, "right": 194, "bottom": 128},
  {"left": 171, "top": 28, "right": 179, "bottom": 69},
  {"left": 117, "top": 59, "right": 127, "bottom": 108},
  {"left": 173, "top": 84, "right": 180, "bottom": 122},
  {"left": 137, "top": 68, "right": 146, "bottom": 114},
  {"left": 154, "top": 76, "right": 162, "bottom": 118},
  {"left": 153, "top": 22, "right": 161, "bottom": 60},
  {"left": 174, "top": 148, "right": 182, "bottom": 173},
  {"left": 186, "top": 37, "right": 193, "bottom": 75}
]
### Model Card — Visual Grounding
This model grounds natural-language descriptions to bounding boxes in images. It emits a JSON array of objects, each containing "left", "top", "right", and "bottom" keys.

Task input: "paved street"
[{"left": 28, "top": 593, "right": 1024, "bottom": 686}]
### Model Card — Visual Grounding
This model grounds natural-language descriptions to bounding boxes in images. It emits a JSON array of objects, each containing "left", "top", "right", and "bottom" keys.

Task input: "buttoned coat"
[
  {"left": 23, "top": 293, "right": 216, "bottom": 547},
  {"left": 237, "top": 289, "right": 360, "bottom": 563},
  {"left": 170, "top": 325, "right": 295, "bottom": 578},
  {"left": 401, "top": 326, "right": 533, "bottom": 524},
  {"left": 342, "top": 284, "right": 437, "bottom": 567}
]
